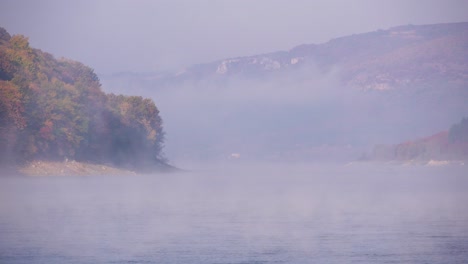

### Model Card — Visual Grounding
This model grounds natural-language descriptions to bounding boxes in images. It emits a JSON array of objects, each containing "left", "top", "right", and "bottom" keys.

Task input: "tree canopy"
[{"left": 0, "top": 28, "right": 165, "bottom": 169}]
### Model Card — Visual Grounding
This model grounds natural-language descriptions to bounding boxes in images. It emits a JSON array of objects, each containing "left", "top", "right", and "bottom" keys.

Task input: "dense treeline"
[{"left": 0, "top": 27, "right": 165, "bottom": 168}]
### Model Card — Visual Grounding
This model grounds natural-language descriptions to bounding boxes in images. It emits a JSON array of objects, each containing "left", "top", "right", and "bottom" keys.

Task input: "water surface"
[{"left": 1, "top": 162, "right": 467, "bottom": 263}]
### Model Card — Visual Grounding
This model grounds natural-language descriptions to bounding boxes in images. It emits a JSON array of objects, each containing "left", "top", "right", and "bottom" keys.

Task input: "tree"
[
  {"left": 0, "top": 28, "right": 167, "bottom": 169},
  {"left": 0, "top": 81, "right": 25, "bottom": 164}
]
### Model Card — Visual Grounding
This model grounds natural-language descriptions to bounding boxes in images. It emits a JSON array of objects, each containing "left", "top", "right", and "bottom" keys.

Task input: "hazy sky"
[{"left": 1, "top": 0, "right": 468, "bottom": 74}]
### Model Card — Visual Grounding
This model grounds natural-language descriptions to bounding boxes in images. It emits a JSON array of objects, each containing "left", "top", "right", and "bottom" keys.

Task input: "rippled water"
[{"left": 1, "top": 162, "right": 467, "bottom": 263}]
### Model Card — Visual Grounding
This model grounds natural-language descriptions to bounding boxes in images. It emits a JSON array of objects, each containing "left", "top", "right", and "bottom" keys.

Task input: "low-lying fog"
[
  {"left": 1, "top": 162, "right": 467, "bottom": 263},
  {"left": 101, "top": 63, "right": 468, "bottom": 163}
]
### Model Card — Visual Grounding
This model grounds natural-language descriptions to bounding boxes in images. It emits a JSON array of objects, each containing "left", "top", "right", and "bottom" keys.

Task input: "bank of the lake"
[{"left": 18, "top": 160, "right": 137, "bottom": 176}]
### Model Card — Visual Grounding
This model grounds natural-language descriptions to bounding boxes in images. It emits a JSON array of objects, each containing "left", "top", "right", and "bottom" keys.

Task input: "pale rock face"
[
  {"left": 264, "top": 61, "right": 281, "bottom": 70},
  {"left": 216, "top": 57, "right": 281, "bottom": 74},
  {"left": 388, "top": 30, "right": 420, "bottom": 39},
  {"left": 290, "top": 57, "right": 301, "bottom": 65},
  {"left": 259, "top": 57, "right": 281, "bottom": 70},
  {"left": 216, "top": 59, "right": 241, "bottom": 74},
  {"left": 216, "top": 62, "right": 228, "bottom": 74}
]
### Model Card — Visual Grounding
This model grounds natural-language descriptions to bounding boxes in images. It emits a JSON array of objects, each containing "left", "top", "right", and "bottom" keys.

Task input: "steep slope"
[
  {"left": 102, "top": 22, "right": 468, "bottom": 96},
  {"left": 185, "top": 23, "right": 468, "bottom": 89},
  {"left": 169, "top": 22, "right": 468, "bottom": 88}
]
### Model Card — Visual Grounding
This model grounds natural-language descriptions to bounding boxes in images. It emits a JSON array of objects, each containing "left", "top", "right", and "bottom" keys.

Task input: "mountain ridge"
[
  {"left": 99, "top": 22, "right": 468, "bottom": 161},
  {"left": 102, "top": 21, "right": 468, "bottom": 92},
  {"left": 189, "top": 22, "right": 468, "bottom": 87}
]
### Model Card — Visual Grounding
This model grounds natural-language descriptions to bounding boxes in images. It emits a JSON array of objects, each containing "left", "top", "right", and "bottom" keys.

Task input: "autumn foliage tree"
[{"left": 0, "top": 27, "right": 165, "bottom": 169}]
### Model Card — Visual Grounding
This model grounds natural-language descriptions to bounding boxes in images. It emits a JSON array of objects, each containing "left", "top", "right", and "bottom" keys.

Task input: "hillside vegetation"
[
  {"left": 371, "top": 117, "right": 468, "bottom": 161},
  {"left": 0, "top": 27, "right": 165, "bottom": 170},
  {"left": 103, "top": 22, "right": 468, "bottom": 91}
]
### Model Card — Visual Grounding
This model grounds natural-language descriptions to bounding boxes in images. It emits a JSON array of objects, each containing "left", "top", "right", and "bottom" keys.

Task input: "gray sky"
[{"left": 1, "top": 0, "right": 468, "bottom": 74}]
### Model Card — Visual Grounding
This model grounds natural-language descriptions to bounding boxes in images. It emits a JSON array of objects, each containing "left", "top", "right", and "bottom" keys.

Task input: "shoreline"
[
  {"left": 3, "top": 158, "right": 464, "bottom": 177},
  {"left": 349, "top": 158, "right": 466, "bottom": 167},
  {"left": 18, "top": 160, "right": 138, "bottom": 176},
  {"left": 14, "top": 159, "right": 182, "bottom": 176},
  {"left": 17, "top": 160, "right": 139, "bottom": 177}
]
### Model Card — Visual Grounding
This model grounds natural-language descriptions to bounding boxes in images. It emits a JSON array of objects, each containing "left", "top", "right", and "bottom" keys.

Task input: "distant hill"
[
  {"left": 0, "top": 27, "right": 166, "bottom": 170},
  {"left": 371, "top": 117, "right": 468, "bottom": 161},
  {"left": 182, "top": 22, "right": 468, "bottom": 89},
  {"left": 100, "top": 22, "right": 468, "bottom": 161},
  {"left": 103, "top": 22, "right": 468, "bottom": 91}
]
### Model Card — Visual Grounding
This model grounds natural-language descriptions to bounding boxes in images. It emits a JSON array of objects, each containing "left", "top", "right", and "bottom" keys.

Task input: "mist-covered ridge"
[
  {"left": 101, "top": 22, "right": 468, "bottom": 162},
  {"left": 104, "top": 22, "right": 468, "bottom": 89},
  {"left": 187, "top": 22, "right": 468, "bottom": 87},
  {"left": 0, "top": 27, "right": 166, "bottom": 170}
]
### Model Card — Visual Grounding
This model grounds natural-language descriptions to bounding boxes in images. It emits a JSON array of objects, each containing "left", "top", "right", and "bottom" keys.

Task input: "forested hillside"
[
  {"left": 0, "top": 27, "right": 165, "bottom": 169},
  {"left": 371, "top": 117, "right": 468, "bottom": 161}
]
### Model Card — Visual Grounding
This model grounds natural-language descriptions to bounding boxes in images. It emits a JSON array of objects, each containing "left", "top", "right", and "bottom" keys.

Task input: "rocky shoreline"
[{"left": 18, "top": 160, "right": 137, "bottom": 176}]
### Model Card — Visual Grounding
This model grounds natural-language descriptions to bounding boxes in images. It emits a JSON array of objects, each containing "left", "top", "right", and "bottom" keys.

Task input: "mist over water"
[
  {"left": 101, "top": 62, "right": 468, "bottom": 163},
  {"left": 1, "top": 162, "right": 467, "bottom": 263},
  {"left": 2, "top": 1, "right": 468, "bottom": 263}
]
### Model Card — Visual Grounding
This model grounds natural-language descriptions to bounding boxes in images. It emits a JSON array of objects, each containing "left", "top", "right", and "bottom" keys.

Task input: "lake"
[{"left": 1, "top": 162, "right": 467, "bottom": 263}]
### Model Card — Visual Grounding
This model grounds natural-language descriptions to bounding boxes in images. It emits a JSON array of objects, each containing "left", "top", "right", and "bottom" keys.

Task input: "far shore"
[
  {"left": 348, "top": 158, "right": 467, "bottom": 167},
  {"left": 2, "top": 158, "right": 465, "bottom": 177}
]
